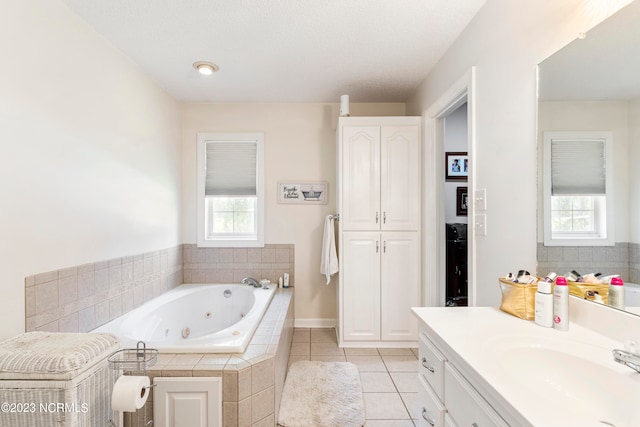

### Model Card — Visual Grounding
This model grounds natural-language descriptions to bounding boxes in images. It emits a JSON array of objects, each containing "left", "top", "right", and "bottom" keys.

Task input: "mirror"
[{"left": 537, "top": 0, "right": 640, "bottom": 315}]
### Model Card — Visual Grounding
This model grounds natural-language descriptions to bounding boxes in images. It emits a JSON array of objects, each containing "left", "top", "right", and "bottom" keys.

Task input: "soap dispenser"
[{"left": 553, "top": 276, "right": 569, "bottom": 331}]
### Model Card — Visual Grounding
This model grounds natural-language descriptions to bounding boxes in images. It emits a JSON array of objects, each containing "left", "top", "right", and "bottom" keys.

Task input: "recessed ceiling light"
[{"left": 193, "top": 61, "right": 219, "bottom": 75}]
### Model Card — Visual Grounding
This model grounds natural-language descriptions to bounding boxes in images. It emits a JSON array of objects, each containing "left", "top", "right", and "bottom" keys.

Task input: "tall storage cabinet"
[{"left": 338, "top": 116, "right": 421, "bottom": 347}]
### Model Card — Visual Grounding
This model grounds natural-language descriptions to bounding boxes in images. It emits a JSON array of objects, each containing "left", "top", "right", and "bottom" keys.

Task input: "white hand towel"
[{"left": 320, "top": 215, "right": 339, "bottom": 284}]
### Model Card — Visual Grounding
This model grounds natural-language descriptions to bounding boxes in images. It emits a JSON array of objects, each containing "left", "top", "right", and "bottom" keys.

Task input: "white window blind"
[
  {"left": 551, "top": 138, "right": 606, "bottom": 195},
  {"left": 205, "top": 141, "right": 257, "bottom": 196}
]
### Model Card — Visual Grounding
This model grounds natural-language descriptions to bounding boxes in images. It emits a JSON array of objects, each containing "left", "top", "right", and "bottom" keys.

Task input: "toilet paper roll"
[{"left": 111, "top": 375, "right": 150, "bottom": 412}]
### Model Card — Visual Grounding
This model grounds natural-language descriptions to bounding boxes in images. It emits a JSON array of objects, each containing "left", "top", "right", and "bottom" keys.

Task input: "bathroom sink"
[{"left": 483, "top": 335, "right": 640, "bottom": 426}]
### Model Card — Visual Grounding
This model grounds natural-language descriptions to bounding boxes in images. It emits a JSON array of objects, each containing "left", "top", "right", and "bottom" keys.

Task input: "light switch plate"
[
  {"left": 475, "top": 214, "right": 487, "bottom": 236},
  {"left": 474, "top": 189, "right": 487, "bottom": 211}
]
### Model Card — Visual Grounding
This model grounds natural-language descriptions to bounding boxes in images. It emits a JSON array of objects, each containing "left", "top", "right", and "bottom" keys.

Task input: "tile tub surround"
[
  {"left": 25, "top": 243, "right": 295, "bottom": 334},
  {"left": 537, "top": 242, "right": 631, "bottom": 280},
  {"left": 25, "top": 245, "right": 183, "bottom": 333},
  {"left": 183, "top": 244, "right": 295, "bottom": 287},
  {"left": 127, "top": 288, "right": 294, "bottom": 427}
]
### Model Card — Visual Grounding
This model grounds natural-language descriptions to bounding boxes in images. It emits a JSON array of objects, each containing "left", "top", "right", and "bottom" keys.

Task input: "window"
[
  {"left": 197, "top": 133, "right": 264, "bottom": 247},
  {"left": 542, "top": 131, "right": 613, "bottom": 246}
]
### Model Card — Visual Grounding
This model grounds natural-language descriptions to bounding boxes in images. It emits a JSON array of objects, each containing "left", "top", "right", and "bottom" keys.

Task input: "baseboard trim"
[{"left": 294, "top": 318, "right": 336, "bottom": 328}]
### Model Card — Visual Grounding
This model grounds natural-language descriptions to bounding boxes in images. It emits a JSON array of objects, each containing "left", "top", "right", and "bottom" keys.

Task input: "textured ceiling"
[{"left": 60, "top": 0, "right": 485, "bottom": 103}]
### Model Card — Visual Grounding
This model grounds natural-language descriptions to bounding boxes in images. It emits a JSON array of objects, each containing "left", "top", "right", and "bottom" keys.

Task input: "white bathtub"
[{"left": 93, "top": 283, "right": 276, "bottom": 353}]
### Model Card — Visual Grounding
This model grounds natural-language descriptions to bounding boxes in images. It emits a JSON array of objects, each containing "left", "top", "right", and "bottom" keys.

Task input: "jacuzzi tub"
[{"left": 93, "top": 283, "right": 276, "bottom": 353}]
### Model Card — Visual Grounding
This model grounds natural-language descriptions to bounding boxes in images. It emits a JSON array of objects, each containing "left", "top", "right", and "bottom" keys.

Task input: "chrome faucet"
[
  {"left": 241, "top": 277, "right": 261, "bottom": 288},
  {"left": 612, "top": 349, "right": 640, "bottom": 373}
]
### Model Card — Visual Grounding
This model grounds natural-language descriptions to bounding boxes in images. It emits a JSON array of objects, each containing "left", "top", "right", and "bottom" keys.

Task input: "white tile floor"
[{"left": 287, "top": 328, "right": 420, "bottom": 426}]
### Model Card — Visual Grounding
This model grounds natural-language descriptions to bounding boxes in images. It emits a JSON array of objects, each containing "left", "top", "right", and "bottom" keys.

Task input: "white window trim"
[
  {"left": 542, "top": 131, "right": 614, "bottom": 246},
  {"left": 197, "top": 133, "right": 265, "bottom": 247}
]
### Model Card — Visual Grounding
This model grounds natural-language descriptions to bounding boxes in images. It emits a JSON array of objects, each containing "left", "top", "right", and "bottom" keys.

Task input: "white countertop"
[{"left": 412, "top": 306, "right": 640, "bottom": 427}]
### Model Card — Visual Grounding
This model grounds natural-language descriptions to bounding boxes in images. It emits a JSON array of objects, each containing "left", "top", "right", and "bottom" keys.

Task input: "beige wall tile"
[
  {"left": 251, "top": 386, "right": 274, "bottom": 423},
  {"left": 78, "top": 306, "right": 96, "bottom": 332},
  {"left": 35, "top": 270, "right": 58, "bottom": 285},
  {"left": 238, "top": 367, "right": 252, "bottom": 401},
  {"left": 25, "top": 287, "right": 36, "bottom": 317},
  {"left": 223, "top": 401, "right": 238, "bottom": 427},
  {"left": 223, "top": 370, "right": 239, "bottom": 402},
  {"left": 58, "top": 276, "right": 78, "bottom": 306},
  {"left": 251, "top": 414, "right": 275, "bottom": 427},
  {"left": 58, "top": 312, "right": 79, "bottom": 333},
  {"left": 238, "top": 397, "right": 252, "bottom": 427},
  {"left": 36, "top": 320, "right": 58, "bottom": 332},
  {"left": 275, "top": 248, "right": 289, "bottom": 263},
  {"left": 251, "top": 358, "right": 274, "bottom": 394},
  {"left": 35, "top": 280, "right": 59, "bottom": 314}
]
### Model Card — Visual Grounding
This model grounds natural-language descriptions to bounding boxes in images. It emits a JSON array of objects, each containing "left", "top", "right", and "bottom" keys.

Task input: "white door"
[
  {"left": 380, "top": 232, "right": 420, "bottom": 341},
  {"left": 342, "top": 232, "right": 381, "bottom": 341},
  {"left": 381, "top": 125, "right": 420, "bottom": 231},
  {"left": 341, "top": 126, "right": 381, "bottom": 231},
  {"left": 154, "top": 377, "right": 222, "bottom": 427}
]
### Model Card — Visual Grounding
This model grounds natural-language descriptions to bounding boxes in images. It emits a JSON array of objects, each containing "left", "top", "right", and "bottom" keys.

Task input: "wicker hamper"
[{"left": 0, "top": 332, "right": 120, "bottom": 427}]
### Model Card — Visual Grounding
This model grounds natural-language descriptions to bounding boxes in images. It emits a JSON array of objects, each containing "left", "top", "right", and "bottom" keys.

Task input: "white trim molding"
[
  {"left": 294, "top": 318, "right": 336, "bottom": 328},
  {"left": 422, "top": 67, "right": 477, "bottom": 307}
]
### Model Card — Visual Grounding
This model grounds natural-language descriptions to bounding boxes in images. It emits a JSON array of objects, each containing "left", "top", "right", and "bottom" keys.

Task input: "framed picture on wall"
[
  {"left": 456, "top": 187, "right": 468, "bottom": 216},
  {"left": 277, "top": 182, "right": 328, "bottom": 204},
  {"left": 446, "top": 152, "right": 468, "bottom": 181}
]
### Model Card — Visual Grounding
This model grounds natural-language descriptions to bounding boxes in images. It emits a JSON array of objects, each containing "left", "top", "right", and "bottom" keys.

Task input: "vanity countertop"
[{"left": 412, "top": 306, "right": 640, "bottom": 427}]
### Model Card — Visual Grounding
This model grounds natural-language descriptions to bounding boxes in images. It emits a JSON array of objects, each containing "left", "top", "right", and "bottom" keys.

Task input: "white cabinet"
[
  {"left": 416, "top": 324, "right": 509, "bottom": 427},
  {"left": 154, "top": 377, "right": 222, "bottom": 427},
  {"left": 341, "top": 232, "right": 381, "bottom": 341},
  {"left": 444, "top": 364, "right": 508, "bottom": 427},
  {"left": 341, "top": 231, "right": 420, "bottom": 342},
  {"left": 341, "top": 121, "right": 420, "bottom": 231},
  {"left": 380, "top": 232, "right": 420, "bottom": 341},
  {"left": 338, "top": 116, "right": 421, "bottom": 346}
]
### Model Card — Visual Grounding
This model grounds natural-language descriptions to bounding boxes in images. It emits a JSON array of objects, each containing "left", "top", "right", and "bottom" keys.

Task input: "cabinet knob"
[
  {"left": 376, "top": 211, "right": 379, "bottom": 223},
  {"left": 422, "top": 408, "right": 435, "bottom": 426},
  {"left": 383, "top": 211, "right": 387, "bottom": 223},
  {"left": 421, "top": 357, "right": 435, "bottom": 373}
]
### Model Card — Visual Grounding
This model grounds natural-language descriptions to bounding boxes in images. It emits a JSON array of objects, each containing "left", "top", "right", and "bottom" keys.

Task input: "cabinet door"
[
  {"left": 380, "top": 232, "right": 420, "bottom": 341},
  {"left": 342, "top": 232, "right": 381, "bottom": 341},
  {"left": 444, "top": 364, "right": 509, "bottom": 427},
  {"left": 342, "top": 126, "right": 381, "bottom": 231},
  {"left": 154, "top": 377, "right": 222, "bottom": 427},
  {"left": 381, "top": 125, "right": 420, "bottom": 231}
]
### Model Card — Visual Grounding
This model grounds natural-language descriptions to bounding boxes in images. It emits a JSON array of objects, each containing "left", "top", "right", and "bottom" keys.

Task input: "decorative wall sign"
[
  {"left": 446, "top": 152, "right": 469, "bottom": 181},
  {"left": 278, "top": 182, "right": 328, "bottom": 204},
  {"left": 457, "top": 186, "right": 468, "bottom": 216}
]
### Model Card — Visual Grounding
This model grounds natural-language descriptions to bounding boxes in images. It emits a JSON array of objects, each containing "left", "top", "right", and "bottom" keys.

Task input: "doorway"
[
  {"left": 422, "top": 68, "right": 476, "bottom": 307},
  {"left": 443, "top": 103, "right": 468, "bottom": 306}
]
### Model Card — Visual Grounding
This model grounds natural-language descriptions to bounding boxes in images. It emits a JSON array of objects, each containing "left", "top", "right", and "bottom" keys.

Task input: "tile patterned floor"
[{"left": 286, "top": 328, "right": 420, "bottom": 426}]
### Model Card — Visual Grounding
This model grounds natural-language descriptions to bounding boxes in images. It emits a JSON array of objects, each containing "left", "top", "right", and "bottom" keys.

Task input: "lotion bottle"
[
  {"left": 609, "top": 277, "right": 625, "bottom": 310},
  {"left": 535, "top": 273, "right": 556, "bottom": 328},
  {"left": 553, "top": 276, "right": 569, "bottom": 331}
]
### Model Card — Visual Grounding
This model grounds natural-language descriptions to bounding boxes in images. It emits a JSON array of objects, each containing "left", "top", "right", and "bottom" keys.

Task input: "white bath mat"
[{"left": 278, "top": 361, "right": 365, "bottom": 427}]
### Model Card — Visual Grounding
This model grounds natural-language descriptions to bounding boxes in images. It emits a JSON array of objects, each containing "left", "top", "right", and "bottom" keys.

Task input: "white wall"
[
  {"left": 629, "top": 99, "right": 640, "bottom": 244},
  {"left": 407, "top": 0, "right": 628, "bottom": 306},
  {"left": 0, "top": 0, "right": 182, "bottom": 340},
  {"left": 444, "top": 103, "right": 469, "bottom": 224},
  {"left": 537, "top": 101, "right": 630, "bottom": 243},
  {"left": 181, "top": 103, "right": 405, "bottom": 323}
]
